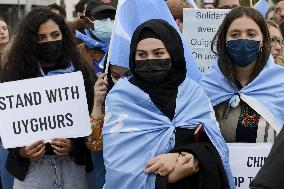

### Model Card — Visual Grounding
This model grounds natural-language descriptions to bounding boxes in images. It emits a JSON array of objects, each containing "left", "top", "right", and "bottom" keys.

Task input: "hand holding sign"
[
  {"left": 19, "top": 140, "right": 45, "bottom": 160},
  {"left": 51, "top": 138, "right": 73, "bottom": 156}
]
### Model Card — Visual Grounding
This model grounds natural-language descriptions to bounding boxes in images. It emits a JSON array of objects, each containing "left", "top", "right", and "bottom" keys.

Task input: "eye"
[
  {"left": 137, "top": 52, "right": 146, "bottom": 58},
  {"left": 155, "top": 51, "right": 164, "bottom": 57},
  {"left": 230, "top": 32, "right": 239, "bottom": 38},
  {"left": 52, "top": 32, "right": 61, "bottom": 39},
  {"left": 248, "top": 31, "right": 256, "bottom": 37},
  {"left": 37, "top": 35, "right": 45, "bottom": 41},
  {"left": 275, "top": 8, "right": 281, "bottom": 14}
]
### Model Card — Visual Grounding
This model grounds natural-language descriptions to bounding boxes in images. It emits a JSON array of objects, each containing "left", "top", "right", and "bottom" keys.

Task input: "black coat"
[
  {"left": 250, "top": 128, "right": 284, "bottom": 189},
  {"left": 156, "top": 128, "right": 230, "bottom": 189}
]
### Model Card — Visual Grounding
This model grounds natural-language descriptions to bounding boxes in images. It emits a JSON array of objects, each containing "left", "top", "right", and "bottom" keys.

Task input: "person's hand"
[
  {"left": 93, "top": 73, "right": 108, "bottom": 109},
  {"left": 19, "top": 140, "right": 45, "bottom": 160},
  {"left": 144, "top": 153, "right": 179, "bottom": 176},
  {"left": 168, "top": 152, "right": 199, "bottom": 183},
  {"left": 51, "top": 138, "right": 73, "bottom": 156}
]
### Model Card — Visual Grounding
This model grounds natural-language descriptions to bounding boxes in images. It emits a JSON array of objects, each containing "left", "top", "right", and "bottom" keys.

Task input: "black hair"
[{"left": 48, "top": 3, "right": 66, "bottom": 18}]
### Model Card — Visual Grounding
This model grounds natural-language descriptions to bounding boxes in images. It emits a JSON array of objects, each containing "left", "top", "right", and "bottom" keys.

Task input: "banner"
[
  {"left": 0, "top": 72, "right": 91, "bottom": 148},
  {"left": 183, "top": 9, "right": 229, "bottom": 74},
  {"left": 228, "top": 143, "right": 272, "bottom": 189}
]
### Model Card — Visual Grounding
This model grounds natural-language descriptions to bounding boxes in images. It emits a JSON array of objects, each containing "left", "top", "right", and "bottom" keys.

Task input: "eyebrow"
[
  {"left": 136, "top": 48, "right": 166, "bottom": 52},
  {"left": 229, "top": 29, "right": 257, "bottom": 32},
  {"left": 37, "top": 30, "right": 60, "bottom": 35}
]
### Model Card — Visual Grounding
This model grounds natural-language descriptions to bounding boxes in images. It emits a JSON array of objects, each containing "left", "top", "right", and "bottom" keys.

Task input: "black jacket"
[
  {"left": 250, "top": 128, "right": 284, "bottom": 189},
  {"left": 156, "top": 128, "right": 230, "bottom": 189}
]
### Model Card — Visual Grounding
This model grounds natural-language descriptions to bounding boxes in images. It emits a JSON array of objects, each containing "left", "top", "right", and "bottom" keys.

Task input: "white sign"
[
  {"left": 0, "top": 72, "right": 91, "bottom": 149},
  {"left": 228, "top": 143, "right": 272, "bottom": 189},
  {"left": 183, "top": 9, "right": 230, "bottom": 74}
]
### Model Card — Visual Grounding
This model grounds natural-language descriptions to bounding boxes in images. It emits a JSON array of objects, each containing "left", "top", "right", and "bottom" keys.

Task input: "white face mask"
[{"left": 90, "top": 18, "right": 114, "bottom": 42}]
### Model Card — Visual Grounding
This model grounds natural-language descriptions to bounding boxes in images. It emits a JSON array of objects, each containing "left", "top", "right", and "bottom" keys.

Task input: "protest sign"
[
  {"left": 228, "top": 143, "right": 272, "bottom": 189},
  {"left": 0, "top": 72, "right": 91, "bottom": 148},
  {"left": 183, "top": 9, "right": 229, "bottom": 74}
]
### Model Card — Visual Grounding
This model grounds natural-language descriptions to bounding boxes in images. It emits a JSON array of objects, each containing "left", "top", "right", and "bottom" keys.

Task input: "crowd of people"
[{"left": 1, "top": 0, "right": 284, "bottom": 189}]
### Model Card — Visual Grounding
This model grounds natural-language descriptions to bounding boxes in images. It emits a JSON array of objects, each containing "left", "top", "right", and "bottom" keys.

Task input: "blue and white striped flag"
[
  {"left": 254, "top": 0, "right": 269, "bottom": 17},
  {"left": 108, "top": 0, "right": 201, "bottom": 81}
]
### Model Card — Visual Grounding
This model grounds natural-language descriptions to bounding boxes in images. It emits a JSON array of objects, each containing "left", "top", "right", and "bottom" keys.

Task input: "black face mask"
[
  {"left": 37, "top": 40, "right": 63, "bottom": 63},
  {"left": 134, "top": 58, "right": 171, "bottom": 83}
]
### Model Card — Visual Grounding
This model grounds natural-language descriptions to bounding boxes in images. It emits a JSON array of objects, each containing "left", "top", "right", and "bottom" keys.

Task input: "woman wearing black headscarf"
[{"left": 102, "top": 19, "right": 233, "bottom": 189}]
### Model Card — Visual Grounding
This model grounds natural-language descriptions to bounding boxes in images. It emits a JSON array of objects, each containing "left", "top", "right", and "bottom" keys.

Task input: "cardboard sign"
[
  {"left": 228, "top": 143, "right": 272, "bottom": 189},
  {"left": 0, "top": 72, "right": 91, "bottom": 148},
  {"left": 183, "top": 9, "right": 230, "bottom": 74}
]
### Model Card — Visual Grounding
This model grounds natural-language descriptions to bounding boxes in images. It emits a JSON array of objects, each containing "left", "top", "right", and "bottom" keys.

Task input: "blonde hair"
[{"left": 166, "top": 0, "right": 193, "bottom": 20}]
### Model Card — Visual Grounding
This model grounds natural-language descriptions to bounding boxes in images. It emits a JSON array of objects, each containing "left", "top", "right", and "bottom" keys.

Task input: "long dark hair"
[
  {"left": 211, "top": 7, "right": 270, "bottom": 85},
  {"left": 1, "top": 7, "right": 94, "bottom": 112}
]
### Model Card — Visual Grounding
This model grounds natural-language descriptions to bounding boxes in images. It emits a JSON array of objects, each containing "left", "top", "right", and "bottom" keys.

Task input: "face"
[
  {"left": 174, "top": 19, "right": 183, "bottom": 32},
  {"left": 217, "top": 0, "right": 240, "bottom": 9},
  {"left": 267, "top": 10, "right": 274, "bottom": 21},
  {"left": 204, "top": 3, "right": 214, "bottom": 9},
  {"left": 0, "top": 20, "right": 9, "bottom": 45},
  {"left": 226, "top": 16, "right": 263, "bottom": 43},
  {"left": 274, "top": 1, "right": 284, "bottom": 24},
  {"left": 268, "top": 25, "right": 283, "bottom": 60},
  {"left": 110, "top": 65, "right": 129, "bottom": 81},
  {"left": 135, "top": 38, "right": 170, "bottom": 61},
  {"left": 226, "top": 16, "right": 263, "bottom": 69},
  {"left": 37, "top": 19, "right": 62, "bottom": 43}
]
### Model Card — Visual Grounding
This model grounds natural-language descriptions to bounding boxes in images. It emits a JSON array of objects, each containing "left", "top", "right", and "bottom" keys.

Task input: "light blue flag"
[
  {"left": 39, "top": 63, "right": 75, "bottom": 76},
  {"left": 200, "top": 56, "right": 284, "bottom": 133},
  {"left": 254, "top": 0, "right": 269, "bottom": 17},
  {"left": 109, "top": 0, "right": 201, "bottom": 81},
  {"left": 75, "top": 29, "right": 109, "bottom": 52},
  {"left": 103, "top": 77, "right": 234, "bottom": 189}
]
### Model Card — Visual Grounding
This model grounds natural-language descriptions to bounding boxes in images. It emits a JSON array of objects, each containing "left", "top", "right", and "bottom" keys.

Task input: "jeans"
[
  {"left": 87, "top": 151, "right": 105, "bottom": 189},
  {"left": 13, "top": 155, "right": 89, "bottom": 189},
  {"left": 0, "top": 146, "right": 14, "bottom": 189}
]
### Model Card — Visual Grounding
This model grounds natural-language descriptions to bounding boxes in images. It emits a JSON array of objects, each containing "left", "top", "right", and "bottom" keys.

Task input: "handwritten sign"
[
  {"left": 183, "top": 9, "right": 229, "bottom": 74},
  {"left": 0, "top": 72, "right": 91, "bottom": 148}
]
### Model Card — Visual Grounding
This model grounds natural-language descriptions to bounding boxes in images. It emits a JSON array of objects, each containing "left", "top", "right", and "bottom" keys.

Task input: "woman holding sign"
[
  {"left": 200, "top": 7, "right": 284, "bottom": 143},
  {"left": 103, "top": 19, "right": 233, "bottom": 189},
  {"left": 1, "top": 8, "right": 94, "bottom": 189}
]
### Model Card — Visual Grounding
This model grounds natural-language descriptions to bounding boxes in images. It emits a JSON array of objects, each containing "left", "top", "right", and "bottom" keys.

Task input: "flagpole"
[
  {"left": 250, "top": 0, "right": 253, "bottom": 7},
  {"left": 104, "top": 0, "right": 122, "bottom": 78}
]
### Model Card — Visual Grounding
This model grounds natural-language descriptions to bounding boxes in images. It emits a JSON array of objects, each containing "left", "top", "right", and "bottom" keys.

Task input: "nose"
[
  {"left": 46, "top": 36, "right": 53, "bottom": 42},
  {"left": 275, "top": 43, "right": 282, "bottom": 51},
  {"left": 280, "top": 9, "right": 284, "bottom": 17}
]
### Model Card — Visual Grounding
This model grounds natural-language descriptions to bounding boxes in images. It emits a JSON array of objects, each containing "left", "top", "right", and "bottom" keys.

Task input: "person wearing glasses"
[{"left": 266, "top": 20, "right": 284, "bottom": 66}]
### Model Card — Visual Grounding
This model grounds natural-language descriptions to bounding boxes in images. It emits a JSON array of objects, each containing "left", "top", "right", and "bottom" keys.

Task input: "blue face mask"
[
  {"left": 90, "top": 18, "right": 114, "bottom": 42},
  {"left": 226, "top": 39, "right": 261, "bottom": 67}
]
